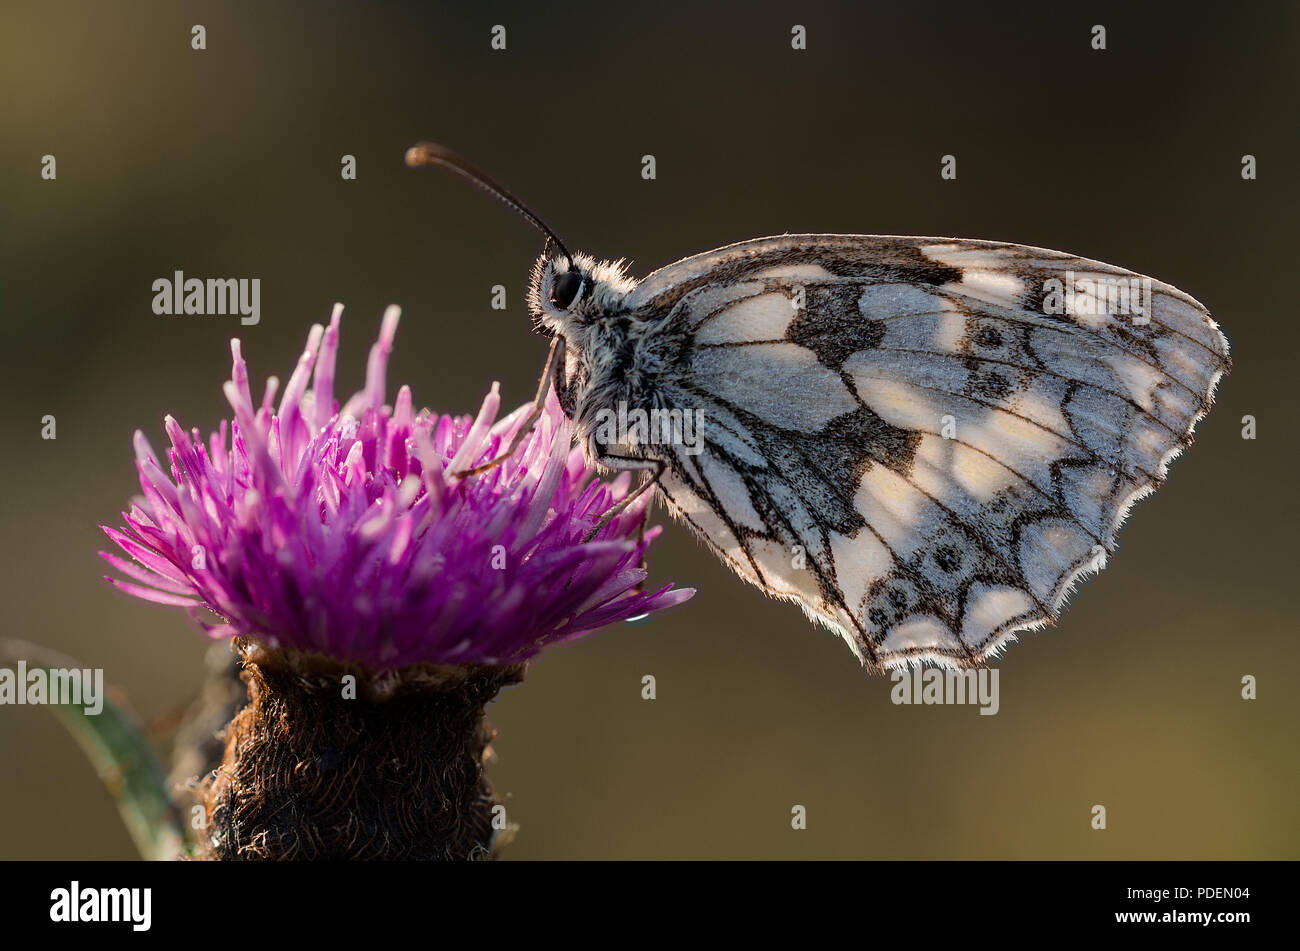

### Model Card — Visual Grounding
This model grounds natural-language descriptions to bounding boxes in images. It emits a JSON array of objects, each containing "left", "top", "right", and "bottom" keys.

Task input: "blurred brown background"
[{"left": 1, "top": 0, "right": 1296, "bottom": 859}]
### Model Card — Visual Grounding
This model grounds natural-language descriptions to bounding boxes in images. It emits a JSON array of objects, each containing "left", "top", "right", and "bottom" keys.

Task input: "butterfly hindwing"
[{"left": 627, "top": 235, "right": 1230, "bottom": 669}]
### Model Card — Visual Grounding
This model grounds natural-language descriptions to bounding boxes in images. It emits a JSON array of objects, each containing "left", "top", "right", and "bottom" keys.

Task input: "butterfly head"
[{"left": 529, "top": 251, "right": 636, "bottom": 338}]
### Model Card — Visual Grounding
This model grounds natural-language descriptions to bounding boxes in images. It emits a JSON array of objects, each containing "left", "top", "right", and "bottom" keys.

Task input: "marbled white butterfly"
[{"left": 407, "top": 143, "right": 1231, "bottom": 672}]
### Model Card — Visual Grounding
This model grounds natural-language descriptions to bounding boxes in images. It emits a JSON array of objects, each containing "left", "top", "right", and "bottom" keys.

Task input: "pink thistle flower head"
[{"left": 101, "top": 305, "right": 692, "bottom": 668}]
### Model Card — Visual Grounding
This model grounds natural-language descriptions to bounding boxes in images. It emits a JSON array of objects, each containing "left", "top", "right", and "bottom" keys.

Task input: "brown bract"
[{"left": 198, "top": 637, "right": 524, "bottom": 860}]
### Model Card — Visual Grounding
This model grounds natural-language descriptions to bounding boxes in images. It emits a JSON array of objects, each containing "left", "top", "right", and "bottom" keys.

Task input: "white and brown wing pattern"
[{"left": 628, "top": 235, "right": 1230, "bottom": 670}]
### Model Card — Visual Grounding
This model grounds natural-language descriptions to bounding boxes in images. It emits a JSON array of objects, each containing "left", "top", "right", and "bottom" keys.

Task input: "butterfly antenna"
[{"left": 405, "top": 141, "right": 575, "bottom": 270}]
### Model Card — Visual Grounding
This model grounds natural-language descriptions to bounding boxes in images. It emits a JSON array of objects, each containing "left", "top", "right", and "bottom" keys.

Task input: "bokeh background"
[{"left": 1, "top": 0, "right": 1296, "bottom": 859}]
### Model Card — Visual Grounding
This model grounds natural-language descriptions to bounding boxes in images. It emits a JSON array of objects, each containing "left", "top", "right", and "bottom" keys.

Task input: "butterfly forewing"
[{"left": 626, "top": 235, "right": 1229, "bottom": 670}]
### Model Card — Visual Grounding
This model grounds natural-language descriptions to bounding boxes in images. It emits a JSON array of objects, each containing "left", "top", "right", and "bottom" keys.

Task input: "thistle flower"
[
  {"left": 101, "top": 304, "right": 691, "bottom": 668},
  {"left": 99, "top": 306, "right": 692, "bottom": 860}
]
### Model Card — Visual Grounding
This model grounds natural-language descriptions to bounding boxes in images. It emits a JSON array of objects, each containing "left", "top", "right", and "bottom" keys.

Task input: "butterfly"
[{"left": 406, "top": 143, "right": 1231, "bottom": 673}]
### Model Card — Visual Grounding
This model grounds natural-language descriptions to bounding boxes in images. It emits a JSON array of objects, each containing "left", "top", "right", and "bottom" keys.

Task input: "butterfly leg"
[
  {"left": 630, "top": 473, "right": 654, "bottom": 595},
  {"left": 583, "top": 456, "right": 664, "bottom": 543},
  {"left": 454, "top": 336, "right": 562, "bottom": 478}
]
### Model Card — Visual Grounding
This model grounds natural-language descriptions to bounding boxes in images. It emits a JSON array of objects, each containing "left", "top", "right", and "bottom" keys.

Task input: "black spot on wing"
[
  {"left": 812, "top": 405, "right": 921, "bottom": 478},
  {"left": 963, "top": 361, "right": 1017, "bottom": 401},
  {"left": 807, "top": 243, "right": 963, "bottom": 286},
  {"left": 787, "top": 285, "right": 885, "bottom": 370},
  {"left": 934, "top": 546, "right": 961, "bottom": 572}
]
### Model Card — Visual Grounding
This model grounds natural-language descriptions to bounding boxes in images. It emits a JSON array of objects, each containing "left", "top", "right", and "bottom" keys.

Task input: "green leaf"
[{"left": 2, "top": 639, "right": 186, "bottom": 861}]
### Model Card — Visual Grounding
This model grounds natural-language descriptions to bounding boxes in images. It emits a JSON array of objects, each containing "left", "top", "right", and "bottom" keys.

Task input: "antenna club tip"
[{"left": 404, "top": 143, "right": 435, "bottom": 168}]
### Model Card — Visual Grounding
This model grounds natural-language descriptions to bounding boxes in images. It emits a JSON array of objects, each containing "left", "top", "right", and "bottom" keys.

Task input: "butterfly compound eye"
[{"left": 549, "top": 271, "right": 583, "bottom": 310}]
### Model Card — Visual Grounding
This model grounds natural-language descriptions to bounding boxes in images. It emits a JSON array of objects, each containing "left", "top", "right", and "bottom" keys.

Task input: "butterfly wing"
[{"left": 627, "top": 235, "right": 1230, "bottom": 670}]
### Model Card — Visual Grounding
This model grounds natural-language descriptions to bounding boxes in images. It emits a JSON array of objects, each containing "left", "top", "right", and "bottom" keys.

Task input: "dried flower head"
[{"left": 101, "top": 305, "right": 692, "bottom": 669}]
